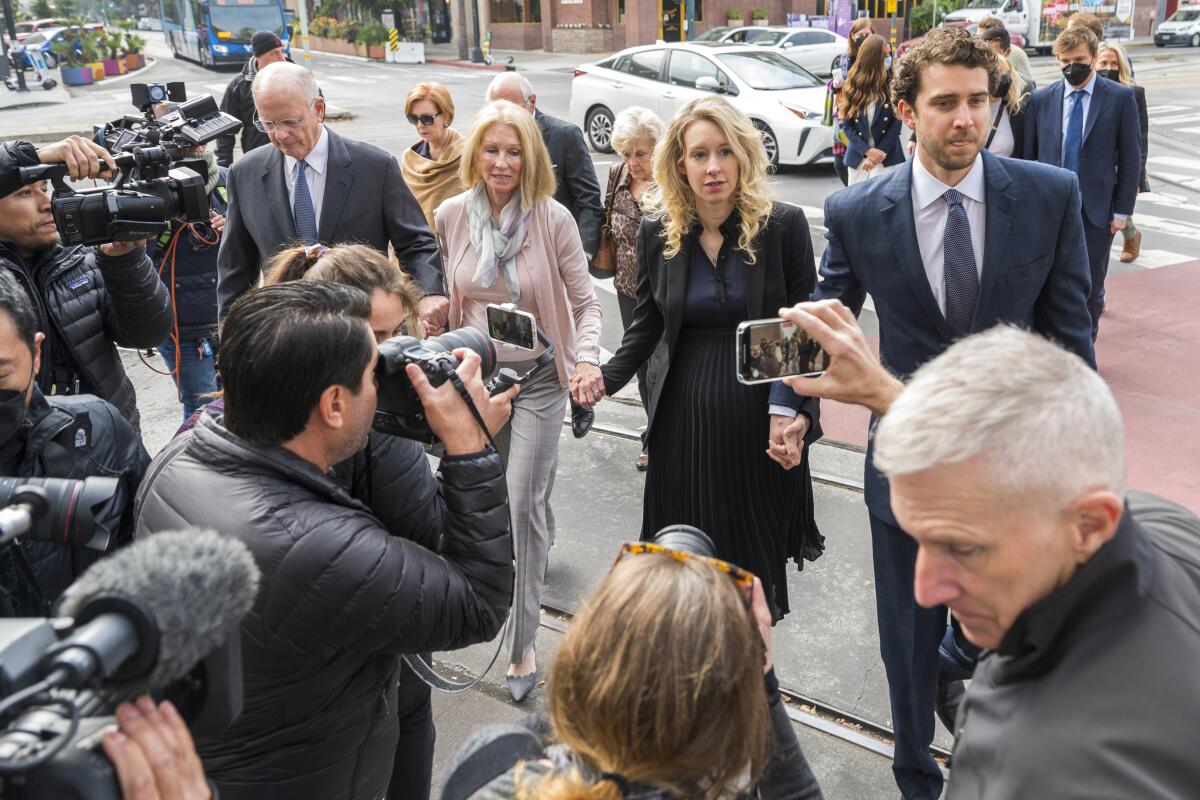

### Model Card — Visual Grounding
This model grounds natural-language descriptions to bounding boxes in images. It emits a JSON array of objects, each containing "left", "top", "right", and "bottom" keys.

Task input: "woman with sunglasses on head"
[
  {"left": 437, "top": 100, "right": 602, "bottom": 703},
  {"left": 578, "top": 96, "right": 824, "bottom": 625},
  {"left": 402, "top": 82, "right": 467, "bottom": 230},
  {"left": 441, "top": 539, "right": 824, "bottom": 800}
]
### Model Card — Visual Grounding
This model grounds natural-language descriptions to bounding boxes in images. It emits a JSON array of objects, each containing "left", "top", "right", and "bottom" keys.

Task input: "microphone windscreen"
[{"left": 58, "top": 529, "right": 260, "bottom": 692}]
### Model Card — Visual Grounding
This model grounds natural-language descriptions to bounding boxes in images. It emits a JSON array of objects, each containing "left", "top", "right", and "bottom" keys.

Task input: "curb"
[{"left": 426, "top": 57, "right": 510, "bottom": 72}]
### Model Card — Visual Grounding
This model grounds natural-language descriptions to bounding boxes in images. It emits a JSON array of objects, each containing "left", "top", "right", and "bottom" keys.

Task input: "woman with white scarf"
[{"left": 435, "top": 100, "right": 603, "bottom": 702}]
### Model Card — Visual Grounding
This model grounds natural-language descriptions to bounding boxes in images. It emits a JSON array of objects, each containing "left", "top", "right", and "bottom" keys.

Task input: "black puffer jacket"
[
  {"left": 0, "top": 388, "right": 149, "bottom": 617},
  {"left": 133, "top": 414, "right": 513, "bottom": 800},
  {"left": 0, "top": 241, "right": 174, "bottom": 433}
]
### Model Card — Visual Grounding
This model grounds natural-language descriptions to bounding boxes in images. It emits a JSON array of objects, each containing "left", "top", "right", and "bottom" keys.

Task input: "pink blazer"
[{"left": 435, "top": 190, "right": 603, "bottom": 390}]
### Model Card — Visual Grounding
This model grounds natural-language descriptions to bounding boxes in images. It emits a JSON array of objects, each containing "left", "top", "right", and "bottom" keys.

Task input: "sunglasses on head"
[
  {"left": 406, "top": 112, "right": 440, "bottom": 126},
  {"left": 612, "top": 542, "right": 756, "bottom": 604}
]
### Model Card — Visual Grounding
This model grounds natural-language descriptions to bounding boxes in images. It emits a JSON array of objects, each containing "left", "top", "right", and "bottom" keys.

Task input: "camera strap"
[{"left": 401, "top": 616, "right": 509, "bottom": 694}]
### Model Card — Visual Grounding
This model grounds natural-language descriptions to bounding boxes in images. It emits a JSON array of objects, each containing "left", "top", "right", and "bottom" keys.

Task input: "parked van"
[{"left": 1155, "top": 4, "right": 1200, "bottom": 47}]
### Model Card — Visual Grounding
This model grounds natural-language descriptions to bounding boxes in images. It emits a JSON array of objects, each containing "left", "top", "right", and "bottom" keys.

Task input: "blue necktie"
[
  {"left": 1062, "top": 90, "right": 1084, "bottom": 176},
  {"left": 942, "top": 189, "right": 979, "bottom": 337},
  {"left": 293, "top": 159, "right": 318, "bottom": 244}
]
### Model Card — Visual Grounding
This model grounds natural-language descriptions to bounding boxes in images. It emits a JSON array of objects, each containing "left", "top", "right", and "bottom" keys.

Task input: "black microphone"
[{"left": 49, "top": 529, "right": 260, "bottom": 695}]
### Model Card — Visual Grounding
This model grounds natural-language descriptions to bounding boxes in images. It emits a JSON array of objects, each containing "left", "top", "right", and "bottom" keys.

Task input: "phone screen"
[
  {"left": 486, "top": 304, "right": 536, "bottom": 351},
  {"left": 736, "top": 318, "right": 828, "bottom": 384}
]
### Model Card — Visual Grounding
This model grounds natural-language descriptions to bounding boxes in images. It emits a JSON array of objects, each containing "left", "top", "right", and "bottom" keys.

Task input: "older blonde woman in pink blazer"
[{"left": 435, "top": 100, "right": 602, "bottom": 702}]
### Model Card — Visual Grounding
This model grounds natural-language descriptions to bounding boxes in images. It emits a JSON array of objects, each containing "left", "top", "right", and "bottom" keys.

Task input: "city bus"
[{"left": 160, "top": 0, "right": 288, "bottom": 67}]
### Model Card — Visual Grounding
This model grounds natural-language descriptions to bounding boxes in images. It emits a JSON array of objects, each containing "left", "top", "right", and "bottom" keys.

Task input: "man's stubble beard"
[{"left": 919, "top": 127, "right": 981, "bottom": 174}]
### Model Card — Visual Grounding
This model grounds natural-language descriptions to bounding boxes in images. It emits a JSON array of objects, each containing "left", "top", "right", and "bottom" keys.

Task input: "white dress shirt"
[
  {"left": 284, "top": 125, "right": 329, "bottom": 231},
  {"left": 910, "top": 151, "right": 986, "bottom": 315},
  {"left": 1060, "top": 71, "right": 1096, "bottom": 157},
  {"left": 986, "top": 99, "right": 1015, "bottom": 158}
]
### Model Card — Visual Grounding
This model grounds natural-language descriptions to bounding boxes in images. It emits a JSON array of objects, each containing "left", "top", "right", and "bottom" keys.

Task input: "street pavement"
[{"left": 6, "top": 35, "right": 1199, "bottom": 798}]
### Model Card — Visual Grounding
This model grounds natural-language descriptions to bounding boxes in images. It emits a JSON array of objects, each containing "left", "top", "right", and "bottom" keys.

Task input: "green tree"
[
  {"left": 907, "top": 0, "right": 968, "bottom": 36},
  {"left": 32, "top": 0, "right": 55, "bottom": 18},
  {"left": 55, "top": 0, "right": 78, "bottom": 18}
]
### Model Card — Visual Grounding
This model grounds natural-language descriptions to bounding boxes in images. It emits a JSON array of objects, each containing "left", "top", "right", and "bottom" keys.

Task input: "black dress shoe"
[
  {"left": 936, "top": 679, "right": 966, "bottom": 734},
  {"left": 570, "top": 401, "right": 593, "bottom": 438}
]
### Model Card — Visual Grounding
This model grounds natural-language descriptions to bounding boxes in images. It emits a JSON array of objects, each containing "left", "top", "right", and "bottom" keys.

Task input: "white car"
[
  {"left": 752, "top": 27, "right": 848, "bottom": 79},
  {"left": 569, "top": 42, "right": 832, "bottom": 167}
]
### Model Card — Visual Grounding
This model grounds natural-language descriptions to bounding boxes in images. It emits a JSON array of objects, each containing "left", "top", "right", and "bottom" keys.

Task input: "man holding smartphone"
[{"left": 807, "top": 29, "right": 1094, "bottom": 800}]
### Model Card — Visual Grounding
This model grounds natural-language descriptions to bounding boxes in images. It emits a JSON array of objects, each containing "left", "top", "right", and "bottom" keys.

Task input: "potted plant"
[
  {"left": 99, "top": 31, "right": 127, "bottom": 76},
  {"left": 357, "top": 22, "right": 388, "bottom": 60},
  {"left": 52, "top": 37, "right": 93, "bottom": 85},
  {"left": 123, "top": 33, "right": 146, "bottom": 70},
  {"left": 79, "top": 29, "right": 106, "bottom": 80},
  {"left": 751, "top": 8, "right": 769, "bottom": 22},
  {"left": 727, "top": 9, "right": 743, "bottom": 25}
]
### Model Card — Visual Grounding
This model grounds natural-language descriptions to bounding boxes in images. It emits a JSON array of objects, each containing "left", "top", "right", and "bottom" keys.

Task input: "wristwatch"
[{"left": 575, "top": 353, "right": 601, "bottom": 367}]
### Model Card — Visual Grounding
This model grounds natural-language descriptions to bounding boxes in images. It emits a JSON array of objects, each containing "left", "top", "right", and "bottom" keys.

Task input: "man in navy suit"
[
  {"left": 1024, "top": 26, "right": 1141, "bottom": 340},
  {"left": 811, "top": 28, "right": 1094, "bottom": 800}
]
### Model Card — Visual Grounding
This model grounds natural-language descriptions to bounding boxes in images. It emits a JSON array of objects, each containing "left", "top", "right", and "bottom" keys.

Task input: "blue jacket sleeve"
[
  {"left": 813, "top": 193, "right": 867, "bottom": 316},
  {"left": 1035, "top": 173, "right": 1096, "bottom": 369},
  {"left": 1113, "top": 88, "right": 1142, "bottom": 217}
]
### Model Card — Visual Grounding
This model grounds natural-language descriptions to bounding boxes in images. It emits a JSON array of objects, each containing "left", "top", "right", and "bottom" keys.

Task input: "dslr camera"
[{"left": 16, "top": 82, "right": 242, "bottom": 247}]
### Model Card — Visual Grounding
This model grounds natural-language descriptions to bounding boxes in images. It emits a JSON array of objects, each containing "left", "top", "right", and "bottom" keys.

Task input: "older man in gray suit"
[{"left": 217, "top": 62, "right": 449, "bottom": 332}]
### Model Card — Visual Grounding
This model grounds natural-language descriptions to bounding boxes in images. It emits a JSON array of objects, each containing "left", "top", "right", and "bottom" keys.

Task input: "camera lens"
[
  {"left": 651, "top": 525, "right": 717, "bottom": 558},
  {"left": 148, "top": 84, "right": 167, "bottom": 103},
  {"left": 423, "top": 327, "right": 497, "bottom": 378}
]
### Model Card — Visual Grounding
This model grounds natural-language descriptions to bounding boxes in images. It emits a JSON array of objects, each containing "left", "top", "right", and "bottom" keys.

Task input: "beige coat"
[{"left": 435, "top": 190, "right": 602, "bottom": 390}]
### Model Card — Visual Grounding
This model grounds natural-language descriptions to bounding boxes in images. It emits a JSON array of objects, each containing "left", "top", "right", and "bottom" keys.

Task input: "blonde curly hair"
[{"left": 640, "top": 96, "right": 774, "bottom": 265}]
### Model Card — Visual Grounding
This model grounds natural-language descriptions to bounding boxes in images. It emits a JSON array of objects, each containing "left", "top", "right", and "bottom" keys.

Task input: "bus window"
[
  {"left": 162, "top": 0, "right": 181, "bottom": 25},
  {"left": 209, "top": 0, "right": 286, "bottom": 43}
]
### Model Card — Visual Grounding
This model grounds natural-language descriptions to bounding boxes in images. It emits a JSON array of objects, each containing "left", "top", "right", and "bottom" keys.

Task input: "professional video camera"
[
  {"left": 15, "top": 81, "right": 242, "bottom": 248},
  {"left": 374, "top": 327, "right": 558, "bottom": 444},
  {"left": 0, "top": 481, "right": 259, "bottom": 800}
]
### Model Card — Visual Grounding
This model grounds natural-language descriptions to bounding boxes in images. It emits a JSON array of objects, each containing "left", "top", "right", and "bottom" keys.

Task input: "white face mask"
[{"left": 884, "top": 56, "right": 893, "bottom": 71}]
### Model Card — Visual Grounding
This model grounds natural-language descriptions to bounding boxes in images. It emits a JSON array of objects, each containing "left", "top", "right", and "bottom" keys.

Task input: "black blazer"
[
  {"left": 216, "top": 127, "right": 444, "bottom": 315},
  {"left": 1133, "top": 84, "right": 1150, "bottom": 191},
  {"left": 535, "top": 110, "right": 604, "bottom": 260},
  {"left": 602, "top": 202, "right": 822, "bottom": 441}
]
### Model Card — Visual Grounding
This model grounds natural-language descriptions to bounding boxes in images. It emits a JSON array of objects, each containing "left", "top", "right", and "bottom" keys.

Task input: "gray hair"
[
  {"left": 611, "top": 106, "right": 666, "bottom": 156},
  {"left": 486, "top": 72, "right": 534, "bottom": 103},
  {"left": 252, "top": 61, "right": 320, "bottom": 106},
  {"left": 874, "top": 326, "right": 1124, "bottom": 505}
]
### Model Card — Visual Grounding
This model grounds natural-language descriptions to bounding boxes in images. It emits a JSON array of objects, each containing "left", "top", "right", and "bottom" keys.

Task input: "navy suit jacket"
[
  {"left": 840, "top": 99, "right": 906, "bottom": 169},
  {"left": 814, "top": 151, "right": 1095, "bottom": 521},
  {"left": 1023, "top": 76, "right": 1142, "bottom": 230}
]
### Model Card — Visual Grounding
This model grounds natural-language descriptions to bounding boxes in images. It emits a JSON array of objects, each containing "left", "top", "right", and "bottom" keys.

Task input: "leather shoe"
[
  {"left": 936, "top": 679, "right": 965, "bottom": 734},
  {"left": 570, "top": 401, "right": 594, "bottom": 438},
  {"left": 505, "top": 671, "right": 538, "bottom": 703},
  {"left": 1120, "top": 229, "right": 1142, "bottom": 263}
]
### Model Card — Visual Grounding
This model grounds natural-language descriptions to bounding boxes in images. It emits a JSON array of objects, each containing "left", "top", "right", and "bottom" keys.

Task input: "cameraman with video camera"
[
  {"left": 0, "top": 136, "right": 174, "bottom": 434},
  {"left": 0, "top": 266, "right": 148, "bottom": 617},
  {"left": 135, "top": 281, "right": 516, "bottom": 800}
]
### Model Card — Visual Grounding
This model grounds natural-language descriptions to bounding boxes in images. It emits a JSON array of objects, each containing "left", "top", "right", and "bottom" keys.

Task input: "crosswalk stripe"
[
  {"left": 1130, "top": 210, "right": 1200, "bottom": 241},
  {"left": 1109, "top": 247, "right": 1195, "bottom": 270},
  {"left": 1147, "top": 105, "right": 1188, "bottom": 114},
  {"left": 1148, "top": 155, "right": 1200, "bottom": 172},
  {"left": 1177, "top": 126, "right": 1200, "bottom": 135},
  {"left": 1148, "top": 112, "right": 1200, "bottom": 125}
]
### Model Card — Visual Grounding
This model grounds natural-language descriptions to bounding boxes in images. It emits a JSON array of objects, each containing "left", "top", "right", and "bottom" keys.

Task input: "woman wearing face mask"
[
  {"left": 400, "top": 82, "right": 466, "bottom": 231},
  {"left": 839, "top": 35, "right": 905, "bottom": 185},
  {"left": 983, "top": 55, "right": 1031, "bottom": 158},
  {"left": 829, "top": 17, "right": 874, "bottom": 186},
  {"left": 603, "top": 106, "right": 665, "bottom": 471},
  {"left": 1097, "top": 40, "right": 1148, "bottom": 264}
]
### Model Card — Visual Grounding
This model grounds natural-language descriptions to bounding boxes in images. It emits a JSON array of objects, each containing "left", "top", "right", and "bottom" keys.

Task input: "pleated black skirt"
[{"left": 643, "top": 328, "right": 824, "bottom": 621}]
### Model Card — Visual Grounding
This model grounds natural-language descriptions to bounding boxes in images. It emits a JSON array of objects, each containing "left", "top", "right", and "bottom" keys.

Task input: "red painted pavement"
[{"left": 818, "top": 260, "right": 1200, "bottom": 512}]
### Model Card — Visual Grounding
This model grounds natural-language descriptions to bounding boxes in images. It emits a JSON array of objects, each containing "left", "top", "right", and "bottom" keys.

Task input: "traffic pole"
[
  {"left": 888, "top": 0, "right": 898, "bottom": 47},
  {"left": 297, "top": 0, "right": 312, "bottom": 63}
]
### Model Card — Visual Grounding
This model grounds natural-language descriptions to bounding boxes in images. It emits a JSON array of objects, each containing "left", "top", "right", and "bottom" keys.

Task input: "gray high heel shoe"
[{"left": 505, "top": 671, "right": 538, "bottom": 703}]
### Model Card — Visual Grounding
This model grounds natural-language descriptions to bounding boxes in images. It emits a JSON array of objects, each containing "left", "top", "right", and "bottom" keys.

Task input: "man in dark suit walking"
[
  {"left": 813, "top": 28, "right": 1094, "bottom": 800},
  {"left": 1023, "top": 26, "right": 1140, "bottom": 340},
  {"left": 486, "top": 73, "right": 604, "bottom": 262},
  {"left": 217, "top": 62, "right": 448, "bottom": 331}
]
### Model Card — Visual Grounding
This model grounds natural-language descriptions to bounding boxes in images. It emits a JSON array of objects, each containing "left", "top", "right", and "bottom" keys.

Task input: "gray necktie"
[
  {"left": 942, "top": 188, "right": 978, "bottom": 337},
  {"left": 293, "top": 160, "right": 318, "bottom": 245}
]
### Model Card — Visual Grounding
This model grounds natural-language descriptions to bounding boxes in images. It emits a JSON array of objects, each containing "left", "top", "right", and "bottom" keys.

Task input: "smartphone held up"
[
  {"left": 486, "top": 303, "right": 537, "bottom": 352},
  {"left": 736, "top": 317, "right": 829, "bottom": 385}
]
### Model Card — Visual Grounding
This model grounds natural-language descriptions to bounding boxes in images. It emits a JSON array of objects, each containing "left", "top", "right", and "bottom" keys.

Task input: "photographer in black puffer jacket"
[
  {"left": 134, "top": 281, "right": 516, "bottom": 800},
  {"left": 0, "top": 137, "right": 174, "bottom": 434}
]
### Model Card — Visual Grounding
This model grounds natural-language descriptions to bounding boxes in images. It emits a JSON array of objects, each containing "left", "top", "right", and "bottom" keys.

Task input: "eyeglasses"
[
  {"left": 612, "top": 542, "right": 756, "bottom": 600},
  {"left": 253, "top": 100, "right": 316, "bottom": 133},
  {"left": 406, "top": 112, "right": 441, "bottom": 126}
]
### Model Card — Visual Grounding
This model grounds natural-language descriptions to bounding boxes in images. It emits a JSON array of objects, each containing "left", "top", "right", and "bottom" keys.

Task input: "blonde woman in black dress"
[{"left": 574, "top": 96, "right": 823, "bottom": 621}]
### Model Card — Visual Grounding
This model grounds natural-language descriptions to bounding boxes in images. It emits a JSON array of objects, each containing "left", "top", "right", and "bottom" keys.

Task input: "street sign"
[
  {"left": 389, "top": 27, "right": 399, "bottom": 53},
  {"left": 886, "top": 0, "right": 897, "bottom": 14}
]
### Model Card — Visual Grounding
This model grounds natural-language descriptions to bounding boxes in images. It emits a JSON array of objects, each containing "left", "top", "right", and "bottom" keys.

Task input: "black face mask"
[
  {"left": 1097, "top": 68, "right": 1120, "bottom": 82},
  {"left": 993, "top": 74, "right": 1012, "bottom": 98},
  {"left": 1061, "top": 61, "right": 1093, "bottom": 87},
  {"left": 0, "top": 381, "right": 31, "bottom": 446}
]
